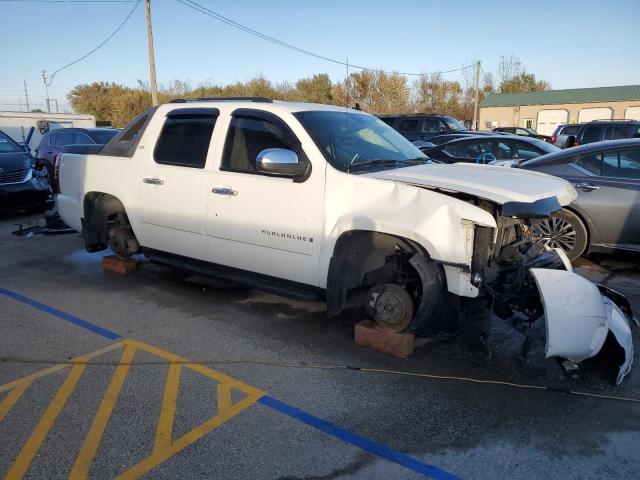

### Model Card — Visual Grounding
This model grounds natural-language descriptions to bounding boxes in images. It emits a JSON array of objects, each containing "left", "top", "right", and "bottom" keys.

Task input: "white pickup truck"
[{"left": 58, "top": 98, "right": 634, "bottom": 383}]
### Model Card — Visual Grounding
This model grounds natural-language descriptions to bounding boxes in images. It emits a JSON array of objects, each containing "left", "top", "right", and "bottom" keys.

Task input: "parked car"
[
  {"left": 0, "top": 129, "right": 51, "bottom": 213},
  {"left": 422, "top": 134, "right": 559, "bottom": 164},
  {"left": 493, "top": 126, "right": 551, "bottom": 142},
  {"left": 570, "top": 120, "right": 640, "bottom": 147},
  {"left": 35, "top": 128, "right": 120, "bottom": 168},
  {"left": 426, "top": 133, "right": 478, "bottom": 146},
  {"left": 550, "top": 124, "right": 582, "bottom": 148},
  {"left": 35, "top": 127, "right": 119, "bottom": 193},
  {"left": 379, "top": 114, "right": 475, "bottom": 142},
  {"left": 56, "top": 98, "right": 634, "bottom": 383},
  {"left": 518, "top": 138, "right": 640, "bottom": 261}
]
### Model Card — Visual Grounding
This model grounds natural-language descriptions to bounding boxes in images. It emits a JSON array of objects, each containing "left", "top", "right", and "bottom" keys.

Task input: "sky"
[{"left": 1, "top": 0, "right": 638, "bottom": 112}]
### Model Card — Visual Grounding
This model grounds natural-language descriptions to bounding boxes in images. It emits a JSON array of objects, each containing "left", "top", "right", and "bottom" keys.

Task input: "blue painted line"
[
  {"left": 0, "top": 287, "right": 121, "bottom": 340},
  {"left": 258, "top": 396, "right": 460, "bottom": 480},
  {"left": 0, "top": 286, "right": 459, "bottom": 478}
]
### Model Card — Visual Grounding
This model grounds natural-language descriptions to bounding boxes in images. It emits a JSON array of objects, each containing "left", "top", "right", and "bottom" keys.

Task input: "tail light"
[{"left": 551, "top": 135, "right": 557, "bottom": 144}]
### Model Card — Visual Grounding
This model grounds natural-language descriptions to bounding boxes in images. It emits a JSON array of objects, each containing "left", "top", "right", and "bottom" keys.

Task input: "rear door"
[
  {"left": 562, "top": 147, "right": 640, "bottom": 250},
  {"left": 420, "top": 117, "right": 445, "bottom": 140},
  {"left": 396, "top": 118, "right": 420, "bottom": 141},
  {"left": 138, "top": 108, "right": 219, "bottom": 260}
]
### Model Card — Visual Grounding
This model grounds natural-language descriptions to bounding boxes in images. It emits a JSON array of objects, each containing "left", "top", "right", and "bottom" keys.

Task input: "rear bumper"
[{"left": 0, "top": 177, "right": 51, "bottom": 211}]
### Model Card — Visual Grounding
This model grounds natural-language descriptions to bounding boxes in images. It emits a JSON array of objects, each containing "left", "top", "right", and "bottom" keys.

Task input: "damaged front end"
[{"left": 473, "top": 197, "right": 636, "bottom": 385}]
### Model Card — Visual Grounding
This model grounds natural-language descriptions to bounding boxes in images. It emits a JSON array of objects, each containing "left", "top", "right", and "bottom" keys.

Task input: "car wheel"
[{"left": 533, "top": 208, "right": 588, "bottom": 261}]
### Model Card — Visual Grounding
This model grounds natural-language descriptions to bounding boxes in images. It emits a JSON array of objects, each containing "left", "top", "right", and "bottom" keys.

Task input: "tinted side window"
[
  {"left": 574, "top": 152, "right": 602, "bottom": 175},
  {"left": 398, "top": 119, "right": 418, "bottom": 132},
  {"left": 613, "top": 125, "right": 640, "bottom": 140},
  {"left": 75, "top": 132, "right": 94, "bottom": 144},
  {"left": 379, "top": 117, "right": 395, "bottom": 126},
  {"left": 422, "top": 118, "right": 441, "bottom": 133},
  {"left": 222, "top": 116, "right": 290, "bottom": 173},
  {"left": 581, "top": 126, "right": 602, "bottom": 144},
  {"left": 57, "top": 132, "right": 75, "bottom": 146},
  {"left": 603, "top": 148, "right": 640, "bottom": 179},
  {"left": 456, "top": 140, "right": 493, "bottom": 159},
  {"left": 154, "top": 114, "right": 217, "bottom": 168},
  {"left": 562, "top": 126, "right": 580, "bottom": 135}
]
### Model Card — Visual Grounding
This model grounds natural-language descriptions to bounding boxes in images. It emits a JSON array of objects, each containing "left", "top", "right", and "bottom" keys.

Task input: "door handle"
[
  {"left": 143, "top": 177, "right": 164, "bottom": 185},
  {"left": 211, "top": 186, "right": 237, "bottom": 196},
  {"left": 572, "top": 183, "right": 600, "bottom": 191}
]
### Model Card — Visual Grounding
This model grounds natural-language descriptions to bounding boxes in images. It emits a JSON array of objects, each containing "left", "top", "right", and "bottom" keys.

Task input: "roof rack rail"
[
  {"left": 587, "top": 118, "right": 638, "bottom": 122},
  {"left": 169, "top": 96, "right": 273, "bottom": 103}
]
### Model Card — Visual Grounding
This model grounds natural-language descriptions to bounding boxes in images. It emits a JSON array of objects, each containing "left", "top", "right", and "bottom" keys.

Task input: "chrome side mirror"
[{"left": 256, "top": 148, "right": 308, "bottom": 178}]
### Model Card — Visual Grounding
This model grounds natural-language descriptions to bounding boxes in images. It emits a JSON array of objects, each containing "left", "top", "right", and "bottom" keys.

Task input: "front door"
[
  {"left": 204, "top": 109, "right": 325, "bottom": 286},
  {"left": 564, "top": 146, "right": 640, "bottom": 250},
  {"left": 138, "top": 108, "right": 219, "bottom": 260}
]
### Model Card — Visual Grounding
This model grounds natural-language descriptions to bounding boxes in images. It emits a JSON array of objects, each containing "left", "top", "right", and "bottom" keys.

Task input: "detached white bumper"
[{"left": 531, "top": 268, "right": 635, "bottom": 385}]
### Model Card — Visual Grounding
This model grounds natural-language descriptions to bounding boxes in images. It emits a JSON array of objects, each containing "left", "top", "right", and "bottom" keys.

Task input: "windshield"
[
  {"left": 90, "top": 129, "right": 119, "bottom": 144},
  {"left": 529, "top": 138, "right": 560, "bottom": 154},
  {"left": 294, "top": 111, "right": 429, "bottom": 172},
  {"left": 442, "top": 116, "right": 467, "bottom": 132},
  {"left": 0, "top": 131, "right": 22, "bottom": 153}
]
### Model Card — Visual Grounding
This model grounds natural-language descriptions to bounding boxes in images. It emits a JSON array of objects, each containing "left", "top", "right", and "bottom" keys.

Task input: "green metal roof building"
[{"left": 479, "top": 85, "right": 640, "bottom": 136}]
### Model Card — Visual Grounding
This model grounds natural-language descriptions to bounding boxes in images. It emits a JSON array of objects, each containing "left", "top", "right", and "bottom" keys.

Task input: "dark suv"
[
  {"left": 379, "top": 114, "right": 472, "bottom": 142},
  {"left": 572, "top": 120, "right": 640, "bottom": 147}
]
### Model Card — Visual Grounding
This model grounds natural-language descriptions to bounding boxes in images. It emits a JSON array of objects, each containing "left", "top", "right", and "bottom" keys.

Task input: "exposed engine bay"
[{"left": 470, "top": 199, "right": 636, "bottom": 385}]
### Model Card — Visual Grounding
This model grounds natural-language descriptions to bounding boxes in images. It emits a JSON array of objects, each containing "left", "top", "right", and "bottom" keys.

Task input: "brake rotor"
[{"left": 370, "top": 283, "right": 414, "bottom": 333}]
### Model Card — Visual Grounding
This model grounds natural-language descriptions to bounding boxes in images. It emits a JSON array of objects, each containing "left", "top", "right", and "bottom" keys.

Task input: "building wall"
[{"left": 479, "top": 100, "right": 640, "bottom": 131}]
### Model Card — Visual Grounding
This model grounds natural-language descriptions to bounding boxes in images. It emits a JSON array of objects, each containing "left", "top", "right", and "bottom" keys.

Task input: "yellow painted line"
[
  {"left": 117, "top": 394, "right": 261, "bottom": 480},
  {"left": 0, "top": 342, "right": 123, "bottom": 394},
  {"left": 0, "top": 380, "right": 32, "bottom": 424},
  {"left": 69, "top": 342, "right": 136, "bottom": 479},
  {"left": 153, "top": 363, "right": 181, "bottom": 453},
  {"left": 217, "top": 382, "right": 233, "bottom": 413},
  {"left": 1, "top": 338, "right": 264, "bottom": 480},
  {"left": 5, "top": 364, "right": 87, "bottom": 480}
]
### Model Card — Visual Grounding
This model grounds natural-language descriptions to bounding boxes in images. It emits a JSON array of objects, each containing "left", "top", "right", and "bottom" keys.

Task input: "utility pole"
[
  {"left": 472, "top": 60, "right": 481, "bottom": 131},
  {"left": 23, "top": 79, "right": 30, "bottom": 111},
  {"left": 145, "top": 0, "right": 158, "bottom": 106},
  {"left": 42, "top": 70, "right": 51, "bottom": 113},
  {"left": 53, "top": 99, "right": 59, "bottom": 113}
]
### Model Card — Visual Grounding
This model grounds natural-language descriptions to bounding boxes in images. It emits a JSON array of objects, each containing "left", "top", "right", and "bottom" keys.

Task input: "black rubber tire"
[
  {"left": 540, "top": 208, "right": 588, "bottom": 261},
  {"left": 408, "top": 260, "right": 459, "bottom": 335}
]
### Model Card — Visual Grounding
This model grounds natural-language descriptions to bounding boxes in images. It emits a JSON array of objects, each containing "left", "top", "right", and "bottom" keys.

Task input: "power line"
[
  {"left": 176, "top": 0, "right": 474, "bottom": 77},
  {"left": 45, "top": 0, "right": 141, "bottom": 86},
  {"left": 1, "top": 1, "right": 136, "bottom": 3}
]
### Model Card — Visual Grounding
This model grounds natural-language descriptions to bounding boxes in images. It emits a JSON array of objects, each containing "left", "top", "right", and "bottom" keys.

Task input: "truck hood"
[{"left": 364, "top": 163, "right": 576, "bottom": 205}]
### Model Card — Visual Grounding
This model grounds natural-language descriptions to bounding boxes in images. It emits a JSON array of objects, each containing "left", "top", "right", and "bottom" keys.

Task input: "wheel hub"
[{"left": 369, "top": 284, "right": 414, "bottom": 333}]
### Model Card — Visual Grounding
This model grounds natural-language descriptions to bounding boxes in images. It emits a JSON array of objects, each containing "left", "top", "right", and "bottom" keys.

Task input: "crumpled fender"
[{"left": 530, "top": 268, "right": 634, "bottom": 385}]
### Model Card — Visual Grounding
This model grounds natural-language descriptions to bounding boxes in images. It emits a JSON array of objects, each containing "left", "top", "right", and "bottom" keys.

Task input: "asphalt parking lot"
[{"left": 1, "top": 212, "right": 639, "bottom": 479}]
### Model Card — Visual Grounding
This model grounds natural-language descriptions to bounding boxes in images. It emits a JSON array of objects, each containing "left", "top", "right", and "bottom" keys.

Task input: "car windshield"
[
  {"left": 528, "top": 138, "right": 560, "bottom": 154},
  {"left": 294, "top": 111, "right": 430, "bottom": 172},
  {"left": 442, "top": 116, "right": 467, "bottom": 132},
  {"left": 90, "top": 129, "right": 119, "bottom": 144},
  {"left": 0, "top": 131, "right": 22, "bottom": 153}
]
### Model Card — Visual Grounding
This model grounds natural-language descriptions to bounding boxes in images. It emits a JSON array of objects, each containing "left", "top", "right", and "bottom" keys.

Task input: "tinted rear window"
[
  {"left": 154, "top": 113, "right": 217, "bottom": 168},
  {"left": 581, "top": 126, "right": 602, "bottom": 143},
  {"left": 562, "top": 126, "right": 580, "bottom": 135}
]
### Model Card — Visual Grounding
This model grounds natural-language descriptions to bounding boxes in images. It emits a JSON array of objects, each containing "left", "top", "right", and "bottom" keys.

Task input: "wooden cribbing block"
[
  {"left": 354, "top": 320, "right": 415, "bottom": 359},
  {"left": 103, "top": 255, "right": 137, "bottom": 275}
]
